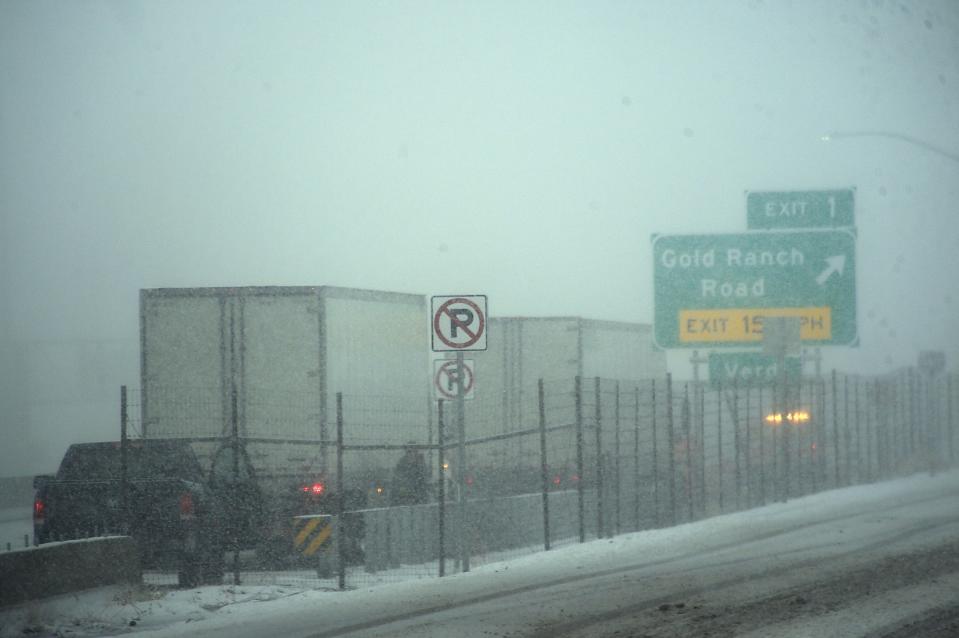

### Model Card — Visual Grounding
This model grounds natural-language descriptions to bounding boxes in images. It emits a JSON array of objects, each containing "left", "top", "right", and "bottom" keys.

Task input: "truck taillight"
[
  {"left": 33, "top": 498, "right": 45, "bottom": 522},
  {"left": 302, "top": 482, "right": 325, "bottom": 496},
  {"left": 179, "top": 493, "right": 195, "bottom": 519}
]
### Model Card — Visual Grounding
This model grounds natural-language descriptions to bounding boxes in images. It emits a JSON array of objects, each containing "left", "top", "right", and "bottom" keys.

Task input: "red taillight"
[
  {"left": 33, "top": 499, "right": 45, "bottom": 522},
  {"left": 302, "top": 482, "right": 325, "bottom": 495},
  {"left": 179, "top": 493, "right": 195, "bottom": 519},
  {"left": 552, "top": 475, "right": 562, "bottom": 486}
]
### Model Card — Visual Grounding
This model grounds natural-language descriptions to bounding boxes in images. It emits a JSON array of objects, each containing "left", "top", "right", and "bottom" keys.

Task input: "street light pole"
[{"left": 821, "top": 130, "right": 959, "bottom": 164}]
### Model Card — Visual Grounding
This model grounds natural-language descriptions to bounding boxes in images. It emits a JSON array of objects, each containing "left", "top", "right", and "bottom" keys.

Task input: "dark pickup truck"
[{"left": 33, "top": 439, "right": 226, "bottom": 587}]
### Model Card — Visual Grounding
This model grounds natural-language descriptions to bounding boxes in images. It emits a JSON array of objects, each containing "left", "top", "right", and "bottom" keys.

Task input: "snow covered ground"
[{"left": 2, "top": 470, "right": 958, "bottom": 638}]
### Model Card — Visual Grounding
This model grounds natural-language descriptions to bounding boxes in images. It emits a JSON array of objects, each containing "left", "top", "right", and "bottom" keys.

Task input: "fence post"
[
  {"left": 745, "top": 383, "right": 752, "bottom": 507},
  {"left": 905, "top": 371, "right": 912, "bottom": 470},
  {"left": 889, "top": 375, "right": 897, "bottom": 474},
  {"left": 844, "top": 374, "right": 852, "bottom": 485},
  {"left": 949, "top": 374, "right": 955, "bottom": 466},
  {"left": 120, "top": 386, "right": 129, "bottom": 535},
  {"left": 794, "top": 379, "right": 803, "bottom": 495},
  {"left": 538, "top": 379, "right": 550, "bottom": 551},
  {"left": 594, "top": 377, "right": 605, "bottom": 539},
  {"left": 758, "top": 386, "right": 767, "bottom": 506},
  {"left": 808, "top": 379, "right": 815, "bottom": 491},
  {"left": 230, "top": 382, "right": 241, "bottom": 586},
  {"left": 336, "top": 392, "right": 346, "bottom": 591},
  {"left": 880, "top": 378, "right": 888, "bottom": 477},
  {"left": 698, "top": 384, "right": 706, "bottom": 517},
  {"left": 634, "top": 385, "right": 643, "bottom": 531},
  {"left": 614, "top": 382, "right": 622, "bottom": 536},
  {"left": 650, "top": 381, "right": 659, "bottom": 528},
  {"left": 855, "top": 378, "right": 863, "bottom": 483},
  {"left": 666, "top": 373, "right": 676, "bottom": 526},
  {"left": 733, "top": 379, "right": 742, "bottom": 510},
  {"left": 767, "top": 392, "right": 784, "bottom": 501},
  {"left": 876, "top": 379, "right": 889, "bottom": 480},
  {"left": 575, "top": 376, "right": 585, "bottom": 543},
  {"left": 437, "top": 400, "right": 446, "bottom": 577},
  {"left": 683, "top": 384, "right": 693, "bottom": 522},
  {"left": 817, "top": 377, "right": 825, "bottom": 488},
  {"left": 866, "top": 380, "right": 874, "bottom": 482},
  {"left": 808, "top": 379, "right": 815, "bottom": 492},
  {"left": 896, "top": 371, "right": 905, "bottom": 467},
  {"left": 796, "top": 381, "right": 803, "bottom": 495},
  {"left": 926, "top": 372, "right": 934, "bottom": 474},
  {"left": 908, "top": 368, "right": 917, "bottom": 461},
  {"left": 778, "top": 375, "right": 788, "bottom": 502},
  {"left": 900, "top": 371, "right": 908, "bottom": 460},
  {"left": 832, "top": 370, "right": 840, "bottom": 487},
  {"left": 717, "top": 381, "right": 724, "bottom": 513}
]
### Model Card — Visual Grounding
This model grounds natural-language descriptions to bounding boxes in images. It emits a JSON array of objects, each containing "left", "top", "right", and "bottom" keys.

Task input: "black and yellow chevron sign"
[{"left": 293, "top": 515, "right": 334, "bottom": 557}]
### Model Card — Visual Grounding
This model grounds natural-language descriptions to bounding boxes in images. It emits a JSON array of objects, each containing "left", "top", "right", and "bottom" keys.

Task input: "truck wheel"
[
  {"left": 316, "top": 554, "right": 335, "bottom": 579},
  {"left": 201, "top": 545, "right": 226, "bottom": 585},
  {"left": 178, "top": 555, "right": 203, "bottom": 588}
]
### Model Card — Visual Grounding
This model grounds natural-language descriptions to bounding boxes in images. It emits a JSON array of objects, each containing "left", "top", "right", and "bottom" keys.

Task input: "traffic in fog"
[{"left": 2, "top": 1, "right": 958, "bottom": 636}]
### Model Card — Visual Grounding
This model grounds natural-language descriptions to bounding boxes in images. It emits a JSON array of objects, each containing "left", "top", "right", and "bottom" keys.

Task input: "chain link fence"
[{"left": 110, "top": 368, "right": 958, "bottom": 589}]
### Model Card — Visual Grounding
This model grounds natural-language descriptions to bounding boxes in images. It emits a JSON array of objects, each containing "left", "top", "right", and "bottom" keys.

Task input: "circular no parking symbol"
[
  {"left": 431, "top": 295, "right": 487, "bottom": 351},
  {"left": 434, "top": 359, "right": 475, "bottom": 400}
]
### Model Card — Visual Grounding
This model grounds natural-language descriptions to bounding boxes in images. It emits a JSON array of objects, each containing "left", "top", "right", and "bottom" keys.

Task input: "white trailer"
[
  {"left": 140, "top": 286, "right": 432, "bottom": 483},
  {"left": 455, "top": 317, "right": 665, "bottom": 437},
  {"left": 440, "top": 317, "right": 665, "bottom": 478}
]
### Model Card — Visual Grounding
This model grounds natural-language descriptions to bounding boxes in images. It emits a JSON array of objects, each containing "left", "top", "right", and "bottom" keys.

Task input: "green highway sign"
[
  {"left": 652, "top": 229, "right": 857, "bottom": 349},
  {"left": 747, "top": 188, "right": 855, "bottom": 230},
  {"left": 708, "top": 352, "right": 801, "bottom": 388}
]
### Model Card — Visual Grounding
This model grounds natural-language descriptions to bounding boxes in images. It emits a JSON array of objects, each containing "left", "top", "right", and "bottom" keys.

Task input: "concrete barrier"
[{"left": 0, "top": 536, "right": 140, "bottom": 606}]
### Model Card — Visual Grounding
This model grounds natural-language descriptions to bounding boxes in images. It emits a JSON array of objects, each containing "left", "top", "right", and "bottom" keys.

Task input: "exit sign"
[
  {"left": 747, "top": 189, "right": 855, "bottom": 230},
  {"left": 651, "top": 229, "right": 858, "bottom": 348}
]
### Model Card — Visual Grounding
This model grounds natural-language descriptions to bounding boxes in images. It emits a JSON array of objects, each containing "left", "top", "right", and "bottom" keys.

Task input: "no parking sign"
[
  {"left": 433, "top": 359, "right": 475, "bottom": 400},
  {"left": 431, "top": 295, "right": 488, "bottom": 352}
]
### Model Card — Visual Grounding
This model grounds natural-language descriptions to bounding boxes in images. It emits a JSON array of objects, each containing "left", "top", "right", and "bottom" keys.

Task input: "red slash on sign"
[{"left": 431, "top": 295, "right": 488, "bottom": 352}]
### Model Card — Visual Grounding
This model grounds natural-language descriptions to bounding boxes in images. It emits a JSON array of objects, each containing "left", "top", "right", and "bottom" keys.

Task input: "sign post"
[
  {"left": 431, "top": 295, "right": 487, "bottom": 574},
  {"left": 652, "top": 230, "right": 857, "bottom": 349}
]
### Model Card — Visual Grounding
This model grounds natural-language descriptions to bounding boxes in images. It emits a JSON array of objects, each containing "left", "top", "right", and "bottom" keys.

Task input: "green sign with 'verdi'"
[{"left": 708, "top": 352, "right": 802, "bottom": 388}]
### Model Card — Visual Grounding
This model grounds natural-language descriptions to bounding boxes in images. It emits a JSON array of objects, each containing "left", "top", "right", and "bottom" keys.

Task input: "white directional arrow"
[{"left": 815, "top": 255, "right": 846, "bottom": 286}]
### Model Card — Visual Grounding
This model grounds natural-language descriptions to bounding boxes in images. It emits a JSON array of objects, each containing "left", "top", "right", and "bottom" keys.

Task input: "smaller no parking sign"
[
  {"left": 433, "top": 359, "right": 476, "bottom": 400},
  {"left": 431, "top": 295, "right": 488, "bottom": 352}
]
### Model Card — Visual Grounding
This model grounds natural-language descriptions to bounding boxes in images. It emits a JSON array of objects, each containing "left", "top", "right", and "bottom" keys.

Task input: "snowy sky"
[{"left": 1, "top": 0, "right": 958, "bottom": 475}]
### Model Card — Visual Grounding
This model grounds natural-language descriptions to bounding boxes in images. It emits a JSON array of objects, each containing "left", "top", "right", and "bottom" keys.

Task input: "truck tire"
[
  {"left": 316, "top": 554, "right": 335, "bottom": 579},
  {"left": 200, "top": 544, "right": 226, "bottom": 585},
  {"left": 178, "top": 555, "right": 203, "bottom": 588}
]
